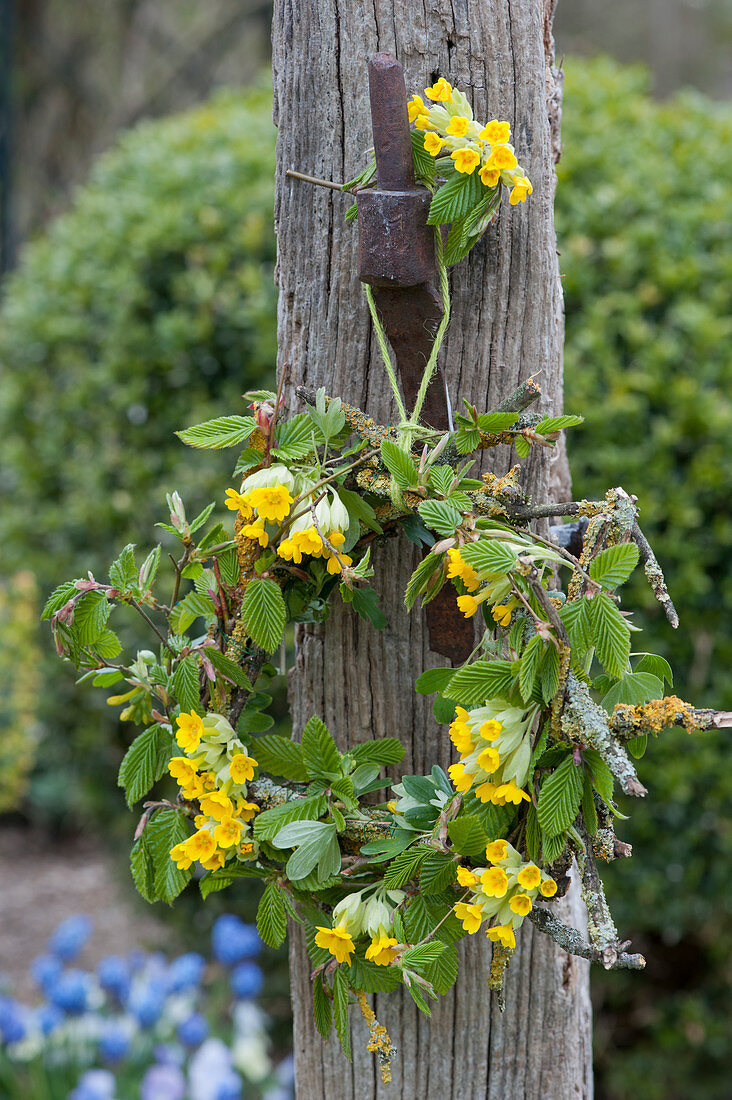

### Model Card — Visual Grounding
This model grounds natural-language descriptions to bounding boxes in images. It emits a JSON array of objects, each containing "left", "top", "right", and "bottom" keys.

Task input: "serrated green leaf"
[
  {"left": 582, "top": 774, "right": 598, "bottom": 836},
  {"left": 233, "top": 447, "right": 265, "bottom": 476},
  {"left": 189, "top": 502, "right": 216, "bottom": 534},
  {"left": 415, "top": 667, "right": 454, "bottom": 695},
  {"left": 301, "top": 716, "right": 341, "bottom": 779},
  {"left": 443, "top": 659, "right": 516, "bottom": 704},
  {"left": 92, "top": 629, "right": 122, "bottom": 659},
  {"left": 582, "top": 748, "right": 615, "bottom": 804},
  {"left": 273, "top": 413, "right": 321, "bottom": 460},
  {"left": 433, "top": 694, "right": 456, "bottom": 723},
  {"left": 402, "top": 941, "right": 445, "bottom": 972},
  {"left": 476, "top": 412, "right": 521, "bottom": 431},
  {"left": 460, "top": 540, "right": 518, "bottom": 574},
  {"left": 525, "top": 804, "right": 541, "bottom": 863},
  {"left": 447, "top": 815, "right": 489, "bottom": 857},
  {"left": 519, "top": 634, "right": 543, "bottom": 704},
  {"left": 384, "top": 847, "right": 428, "bottom": 889},
  {"left": 177, "top": 415, "right": 257, "bottom": 449},
  {"left": 348, "top": 738, "right": 405, "bottom": 767},
  {"left": 404, "top": 552, "right": 445, "bottom": 610},
  {"left": 145, "top": 809, "right": 192, "bottom": 904},
  {"left": 534, "top": 415, "right": 584, "bottom": 434},
  {"left": 130, "top": 835, "right": 155, "bottom": 903},
  {"left": 427, "top": 169, "right": 486, "bottom": 226},
  {"left": 73, "top": 590, "right": 111, "bottom": 645},
  {"left": 349, "top": 955, "right": 402, "bottom": 993},
  {"left": 380, "top": 440, "right": 418, "bottom": 489},
  {"left": 404, "top": 894, "right": 463, "bottom": 945},
  {"left": 118, "top": 723, "right": 174, "bottom": 807},
  {"left": 461, "top": 794, "right": 517, "bottom": 840},
  {"left": 454, "top": 427, "right": 481, "bottom": 454},
  {"left": 418, "top": 499, "right": 462, "bottom": 536},
  {"left": 350, "top": 586, "right": 387, "bottom": 630},
  {"left": 419, "top": 851, "right": 457, "bottom": 895},
  {"left": 252, "top": 734, "right": 309, "bottom": 781},
  {"left": 540, "top": 644, "right": 561, "bottom": 704},
  {"left": 600, "top": 671, "right": 664, "bottom": 714},
  {"left": 590, "top": 592, "right": 631, "bottom": 679},
  {"left": 216, "top": 547, "right": 240, "bottom": 589},
  {"left": 333, "top": 967, "right": 351, "bottom": 1059},
  {"left": 542, "top": 831, "right": 567, "bottom": 863},
  {"left": 242, "top": 577, "right": 287, "bottom": 652},
  {"left": 42, "top": 581, "right": 79, "bottom": 620},
  {"left": 422, "top": 941, "right": 458, "bottom": 994},
  {"left": 109, "top": 544, "right": 138, "bottom": 589},
  {"left": 560, "top": 598, "right": 592, "bottom": 657},
  {"left": 169, "top": 590, "right": 216, "bottom": 633},
  {"left": 172, "top": 655, "right": 201, "bottom": 713},
  {"left": 256, "top": 881, "right": 288, "bottom": 947},
  {"left": 253, "top": 795, "right": 327, "bottom": 841},
  {"left": 204, "top": 648, "right": 254, "bottom": 692},
  {"left": 199, "top": 866, "right": 267, "bottom": 899},
  {"left": 537, "top": 755, "right": 584, "bottom": 838},
  {"left": 589, "top": 543, "right": 640, "bottom": 589},
  {"left": 313, "top": 975, "right": 332, "bottom": 1040},
  {"left": 514, "top": 435, "right": 530, "bottom": 458}
]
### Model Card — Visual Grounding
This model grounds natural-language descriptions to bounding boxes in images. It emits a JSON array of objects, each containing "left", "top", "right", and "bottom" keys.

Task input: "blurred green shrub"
[
  {"left": 0, "top": 572, "right": 41, "bottom": 812},
  {"left": 557, "top": 56, "right": 731, "bottom": 1100},
  {"left": 0, "top": 85, "right": 277, "bottom": 824}
]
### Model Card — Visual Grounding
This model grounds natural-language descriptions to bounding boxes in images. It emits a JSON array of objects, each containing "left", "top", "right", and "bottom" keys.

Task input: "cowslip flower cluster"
[
  {"left": 315, "top": 887, "right": 405, "bottom": 968},
  {"left": 168, "top": 711, "right": 260, "bottom": 872},
  {"left": 446, "top": 548, "right": 516, "bottom": 622},
  {"left": 225, "top": 464, "right": 353, "bottom": 574},
  {"left": 453, "top": 839, "right": 557, "bottom": 948},
  {"left": 447, "top": 701, "right": 539, "bottom": 805},
  {"left": 408, "top": 78, "right": 533, "bottom": 204}
]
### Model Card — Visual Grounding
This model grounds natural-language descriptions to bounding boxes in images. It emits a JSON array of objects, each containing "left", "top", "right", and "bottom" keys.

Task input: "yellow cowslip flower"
[
  {"left": 453, "top": 902, "right": 484, "bottom": 934},
  {"left": 479, "top": 164, "right": 500, "bottom": 188},
  {"left": 449, "top": 717, "right": 475, "bottom": 757},
  {"left": 457, "top": 594, "right": 479, "bottom": 618},
  {"left": 170, "top": 841, "right": 193, "bottom": 870},
  {"left": 540, "top": 877, "right": 558, "bottom": 898},
  {"left": 485, "top": 145, "right": 518, "bottom": 171},
  {"left": 291, "top": 526, "right": 323, "bottom": 558},
  {"left": 486, "top": 923, "right": 515, "bottom": 949},
  {"left": 492, "top": 604, "right": 513, "bottom": 627},
  {"left": 509, "top": 176, "right": 533, "bottom": 205},
  {"left": 481, "top": 866, "right": 508, "bottom": 898},
  {"left": 485, "top": 839, "right": 508, "bottom": 862},
  {"left": 234, "top": 797, "right": 260, "bottom": 822},
  {"left": 201, "top": 850, "right": 226, "bottom": 872},
  {"left": 425, "top": 77, "right": 453, "bottom": 102},
  {"left": 480, "top": 720, "right": 502, "bottom": 741},
  {"left": 246, "top": 484, "right": 293, "bottom": 523},
  {"left": 224, "top": 488, "right": 253, "bottom": 517},
  {"left": 456, "top": 866, "right": 479, "bottom": 888},
  {"left": 194, "top": 814, "right": 207, "bottom": 828},
  {"left": 477, "top": 746, "right": 500, "bottom": 774},
  {"left": 200, "top": 771, "right": 217, "bottom": 793},
  {"left": 187, "top": 829, "right": 216, "bottom": 862},
  {"left": 446, "top": 549, "right": 479, "bottom": 593},
  {"left": 387, "top": 800, "right": 397, "bottom": 813},
  {"left": 181, "top": 776, "right": 206, "bottom": 801},
  {"left": 479, "top": 120, "right": 511, "bottom": 144},
  {"left": 328, "top": 530, "right": 346, "bottom": 547},
  {"left": 315, "top": 925, "right": 355, "bottom": 966},
  {"left": 168, "top": 756, "right": 198, "bottom": 785},
  {"left": 517, "top": 864, "right": 542, "bottom": 890},
  {"left": 493, "top": 781, "right": 531, "bottom": 805},
  {"left": 446, "top": 116, "right": 470, "bottom": 137},
  {"left": 408, "top": 94, "right": 427, "bottom": 123},
  {"left": 176, "top": 711, "right": 204, "bottom": 752},
  {"left": 229, "top": 753, "right": 258, "bottom": 785},
  {"left": 365, "top": 934, "right": 399, "bottom": 967},
  {"left": 475, "top": 781, "right": 499, "bottom": 804},
  {"left": 240, "top": 518, "right": 269, "bottom": 548},
  {"left": 276, "top": 537, "right": 300, "bottom": 564},
  {"left": 509, "top": 893, "right": 533, "bottom": 916},
  {"left": 451, "top": 148, "right": 481, "bottom": 175},
  {"left": 423, "top": 132, "right": 445, "bottom": 156},
  {"left": 199, "top": 790, "right": 234, "bottom": 821},
  {"left": 214, "top": 817, "right": 244, "bottom": 849},
  {"left": 326, "top": 551, "right": 352, "bottom": 575},
  {"left": 448, "top": 762, "right": 474, "bottom": 793},
  {"left": 414, "top": 113, "right": 432, "bottom": 131}
]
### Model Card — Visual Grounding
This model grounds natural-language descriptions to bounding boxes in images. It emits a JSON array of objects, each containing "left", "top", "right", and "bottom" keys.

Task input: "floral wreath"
[{"left": 45, "top": 75, "right": 727, "bottom": 1079}]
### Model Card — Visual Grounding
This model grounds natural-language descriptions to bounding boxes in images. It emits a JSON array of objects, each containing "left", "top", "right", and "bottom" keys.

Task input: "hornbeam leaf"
[
  {"left": 301, "top": 715, "right": 341, "bottom": 779},
  {"left": 380, "top": 440, "right": 418, "bottom": 489},
  {"left": 427, "top": 169, "right": 486, "bottom": 226},
  {"left": 589, "top": 593, "right": 631, "bottom": 679},
  {"left": 443, "top": 660, "right": 516, "bottom": 705},
  {"left": 241, "top": 578, "right": 287, "bottom": 653},
  {"left": 460, "top": 540, "right": 518, "bottom": 574},
  {"left": 418, "top": 500, "right": 462, "bottom": 537},
  {"left": 347, "top": 738, "right": 405, "bottom": 767},
  {"left": 272, "top": 413, "right": 322, "bottom": 460},
  {"left": 313, "top": 975, "right": 332, "bottom": 1040},
  {"left": 251, "top": 734, "right": 309, "bottom": 781},
  {"left": 253, "top": 795, "right": 327, "bottom": 841},
  {"left": 534, "top": 415, "right": 584, "bottom": 434},
  {"left": 205, "top": 648, "right": 254, "bottom": 692},
  {"left": 172, "top": 654, "right": 201, "bottom": 714},
  {"left": 537, "top": 754, "right": 584, "bottom": 838},
  {"left": 256, "top": 881, "right": 288, "bottom": 948},
  {"left": 589, "top": 543, "right": 640, "bottom": 589},
  {"left": 145, "top": 809, "right": 192, "bottom": 904},
  {"left": 118, "top": 723, "right": 174, "bottom": 807},
  {"left": 176, "top": 416, "right": 257, "bottom": 449}
]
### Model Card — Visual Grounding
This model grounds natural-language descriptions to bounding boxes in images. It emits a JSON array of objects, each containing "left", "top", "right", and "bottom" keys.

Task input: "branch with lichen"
[
  {"left": 609, "top": 697, "right": 732, "bottom": 738},
  {"left": 562, "top": 671, "right": 647, "bottom": 797},
  {"left": 527, "top": 905, "right": 645, "bottom": 971},
  {"left": 632, "top": 520, "right": 679, "bottom": 629}
]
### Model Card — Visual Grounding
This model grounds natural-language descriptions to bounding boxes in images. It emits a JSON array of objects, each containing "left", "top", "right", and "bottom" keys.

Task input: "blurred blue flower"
[
  {"left": 36, "top": 1003, "right": 65, "bottom": 1035},
  {"left": 99, "top": 1022, "right": 132, "bottom": 1062},
  {"left": 177, "top": 1011, "right": 209, "bottom": 1048},
  {"left": 48, "top": 915, "right": 92, "bottom": 961},
  {"left": 97, "top": 956, "right": 131, "bottom": 1001},
  {"left": 167, "top": 952, "right": 206, "bottom": 993},
  {"left": 0, "top": 996, "right": 26, "bottom": 1044},
  {"left": 211, "top": 915, "right": 262, "bottom": 965},
  {"left": 214, "top": 1071, "right": 242, "bottom": 1100},
  {"left": 48, "top": 969, "right": 92, "bottom": 1015},
  {"left": 230, "top": 962, "right": 263, "bottom": 1000},
  {"left": 69, "top": 1068, "right": 116, "bottom": 1100},
  {"left": 129, "top": 984, "right": 165, "bottom": 1029},
  {"left": 30, "top": 953, "right": 64, "bottom": 993},
  {"left": 140, "top": 1062, "right": 186, "bottom": 1100},
  {"left": 155, "top": 1042, "right": 185, "bottom": 1067}
]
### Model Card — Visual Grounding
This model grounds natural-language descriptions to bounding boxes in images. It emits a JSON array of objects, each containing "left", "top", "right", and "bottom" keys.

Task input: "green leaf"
[
  {"left": 402, "top": 941, "right": 445, "bottom": 973},
  {"left": 359, "top": 831, "right": 414, "bottom": 862},
  {"left": 476, "top": 412, "right": 521, "bottom": 431},
  {"left": 418, "top": 499, "right": 462, "bottom": 536},
  {"left": 542, "top": 831, "right": 567, "bottom": 864},
  {"left": 177, "top": 415, "right": 257, "bottom": 449},
  {"left": 534, "top": 415, "right": 584, "bottom": 434},
  {"left": 559, "top": 598, "right": 592, "bottom": 656},
  {"left": 462, "top": 795, "right": 517, "bottom": 840},
  {"left": 582, "top": 774, "right": 598, "bottom": 836},
  {"left": 349, "top": 955, "right": 403, "bottom": 993},
  {"left": 301, "top": 716, "right": 341, "bottom": 779},
  {"left": 347, "top": 738, "right": 405, "bottom": 767},
  {"left": 419, "top": 851, "right": 457, "bottom": 895},
  {"left": 415, "top": 668, "right": 455, "bottom": 695},
  {"left": 337, "top": 488, "right": 383, "bottom": 535},
  {"left": 404, "top": 553, "right": 444, "bottom": 610},
  {"left": 273, "top": 413, "right": 320, "bottom": 460},
  {"left": 351, "top": 586, "right": 387, "bottom": 629},
  {"left": 172, "top": 655, "right": 201, "bottom": 713},
  {"left": 199, "top": 866, "right": 268, "bottom": 898},
  {"left": 635, "top": 653, "right": 674, "bottom": 688},
  {"left": 73, "top": 591, "right": 111, "bottom": 645},
  {"left": 600, "top": 671, "right": 664, "bottom": 714},
  {"left": 423, "top": 942, "right": 459, "bottom": 994},
  {"left": 460, "top": 540, "right": 518, "bottom": 574},
  {"left": 145, "top": 809, "right": 192, "bottom": 904},
  {"left": 525, "top": 804, "right": 541, "bottom": 863},
  {"left": 448, "top": 815, "right": 489, "bottom": 857},
  {"left": 256, "top": 881, "right": 288, "bottom": 948},
  {"left": 404, "top": 894, "right": 463, "bottom": 945},
  {"left": 169, "top": 590, "right": 215, "bottom": 634},
  {"left": 582, "top": 748, "right": 615, "bottom": 804},
  {"left": 234, "top": 447, "right": 266, "bottom": 476},
  {"left": 537, "top": 755, "right": 584, "bottom": 838},
  {"left": 216, "top": 547, "right": 240, "bottom": 588},
  {"left": 139, "top": 545, "right": 161, "bottom": 589},
  {"left": 411, "top": 127, "right": 437, "bottom": 183},
  {"left": 401, "top": 775, "right": 436, "bottom": 802},
  {"left": 118, "top": 723, "right": 174, "bottom": 807},
  {"left": 443, "top": 659, "right": 516, "bottom": 704},
  {"left": 589, "top": 543, "right": 640, "bottom": 589},
  {"left": 109, "top": 544, "right": 138, "bottom": 589},
  {"left": 539, "top": 644, "right": 561, "bottom": 704},
  {"left": 205, "top": 648, "right": 254, "bottom": 692},
  {"left": 313, "top": 975, "right": 332, "bottom": 1040},
  {"left": 427, "top": 169, "right": 486, "bottom": 226},
  {"left": 519, "top": 634, "right": 543, "bottom": 704},
  {"left": 627, "top": 734, "right": 648, "bottom": 760},
  {"left": 384, "top": 847, "right": 428, "bottom": 889},
  {"left": 514, "top": 435, "right": 530, "bottom": 458},
  {"left": 333, "top": 967, "right": 351, "bottom": 1059},
  {"left": 242, "top": 578, "right": 287, "bottom": 652},
  {"left": 189, "top": 502, "right": 216, "bottom": 534},
  {"left": 130, "top": 835, "right": 155, "bottom": 903},
  {"left": 433, "top": 694, "right": 456, "bottom": 723},
  {"left": 590, "top": 593, "right": 631, "bottom": 679},
  {"left": 252, "top": 734, "right": 309, "bottom": 781},
  {"left": 380, "top": 440, "right": 418, "bottom": 489},
  {"left": 454, "top": 427, "right": 481, "bottom": 454},
  {"left": 92, "top": 629, "right": 122, "bottom": 659},
  {"left": 42, "top": 581, "right": 79, "bottom": 620},
  {"left": 253, "top": 795, "right": 328, "bottom": 841}
]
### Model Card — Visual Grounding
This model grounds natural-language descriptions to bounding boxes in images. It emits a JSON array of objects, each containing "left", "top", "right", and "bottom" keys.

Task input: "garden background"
[{"left": 0, "top": 2, "right": 730, "bottom": 1097}]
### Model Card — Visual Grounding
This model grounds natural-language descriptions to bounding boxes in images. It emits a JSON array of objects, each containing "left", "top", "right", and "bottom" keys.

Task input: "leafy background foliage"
[{"left": 0, "top": 55, "right": 729, "bottom": 1097}]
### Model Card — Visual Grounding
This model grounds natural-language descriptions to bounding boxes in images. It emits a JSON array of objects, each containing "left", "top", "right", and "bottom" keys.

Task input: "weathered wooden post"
[{"left": 272, "top": 1, "right": 593, "bottom": 1095}]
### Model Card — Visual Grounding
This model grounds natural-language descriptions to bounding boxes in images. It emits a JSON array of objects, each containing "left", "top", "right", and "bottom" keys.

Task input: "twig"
[
  {"left": 527, "top": 906, "right": 645, "bottom": 970},
  {"left": 130, "top": 600, "right": 175, "bottom": 655},
  {"left": 494, "top": 375, "right": 542, "bottom": 414},
  {"left": 286, "top": 168, "right": 344, "bottom": 192},
  {"left": 523, "top": 563, "right": 571, "bottom": 646},
  {"left": 632, "top": 519, "right": 679, "bottom": 629}
]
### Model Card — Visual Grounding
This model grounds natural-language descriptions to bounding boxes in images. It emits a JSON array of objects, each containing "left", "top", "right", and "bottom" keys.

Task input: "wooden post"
[{"left": 272, "top": 1, "right": 593, "bottom": 1095}]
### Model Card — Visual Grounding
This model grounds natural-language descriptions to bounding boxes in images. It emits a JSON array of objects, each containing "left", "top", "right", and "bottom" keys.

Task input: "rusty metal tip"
[{"left": 369, "top": 51, "right": 402, "bottom": 72}]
